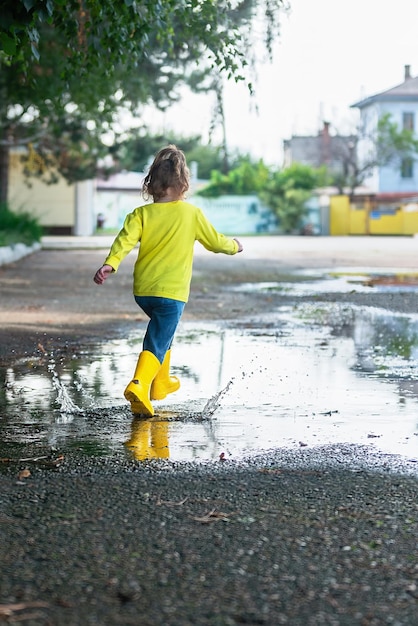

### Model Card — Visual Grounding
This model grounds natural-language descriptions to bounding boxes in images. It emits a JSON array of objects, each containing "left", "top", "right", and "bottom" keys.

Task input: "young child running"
[{"left": 93, "top": 144, "right": 243, "bottom": 417}]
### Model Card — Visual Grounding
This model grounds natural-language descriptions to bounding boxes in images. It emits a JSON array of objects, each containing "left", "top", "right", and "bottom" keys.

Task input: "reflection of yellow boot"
[
  {"left": 125, "top": 419, "right": 170, "bottom": 460},
  {"left": 150, "top": 422, "right": 170, "bottom": 458},
  {"left": 124, "top": 351, "right": 161, "bottom": 416},
  {"left": 150, "top": 350, "right": 180, "bottom": 400},
  {"left": 125, "top": 419, "right": 152, "bottom": 460}
]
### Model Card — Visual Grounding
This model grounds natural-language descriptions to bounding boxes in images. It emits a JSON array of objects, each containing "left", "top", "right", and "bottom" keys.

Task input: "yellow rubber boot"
[
  {"left": 124, "top": 351, "right": 161, "bottom": 416},
  {"left": 150, "top": 349, "right": 180, "bottom": 400}
]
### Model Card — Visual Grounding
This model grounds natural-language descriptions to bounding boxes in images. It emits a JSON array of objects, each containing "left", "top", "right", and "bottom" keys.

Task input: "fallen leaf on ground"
[{"left": 18, "top": 469, "right": 31, "bottom": 479}]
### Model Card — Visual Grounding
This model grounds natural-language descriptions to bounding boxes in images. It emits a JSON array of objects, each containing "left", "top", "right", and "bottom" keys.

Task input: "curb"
[
  {"left": 0, "top": 242, "right": 41, "bottom": 267},
  {"left": 41, "top": 235, "right": 115, "bottom": 250}
]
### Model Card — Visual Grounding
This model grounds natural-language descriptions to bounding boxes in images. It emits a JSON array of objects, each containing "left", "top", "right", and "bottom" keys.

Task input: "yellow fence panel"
[
  {"left": 349, "top": 208, "right": 367, "bottom": 235},
  {"left": 403, "top": 211, "right": 418, "bottom": 235},
  {"left": 369, "top": 210, "right": 403, "bottom": 235},
  {"left": 330, "top": 195, "right": 418, "bottom": 235},
  {"left": 329, "top": 196, "right": 350, "bottom": 235}
]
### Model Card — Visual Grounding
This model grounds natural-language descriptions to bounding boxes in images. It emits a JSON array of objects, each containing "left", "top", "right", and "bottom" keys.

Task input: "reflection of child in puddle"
[
  {"left": 125, "top": 419, "right": 169, "bottom": 460},
  {"left": 93, "top": 145, "right": 242, "bottom": 418}
]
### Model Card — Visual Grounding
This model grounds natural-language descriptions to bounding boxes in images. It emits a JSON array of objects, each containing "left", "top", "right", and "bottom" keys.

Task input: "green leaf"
[
  {"left": 0, "top": 0, "right": 287, "bottom": 193},
  {"left": 23, "top": 0, "right": 36, "bottom": 11},
  {"left": 0, "top": 33, "right": 17, "bottom": 55}
]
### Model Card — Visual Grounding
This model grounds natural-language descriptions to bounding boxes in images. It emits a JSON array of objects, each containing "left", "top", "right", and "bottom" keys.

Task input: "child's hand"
[
  {"left": 93, "top": 264, "right": 113, "bottom": 285},
  {"left": 234, "top": 238, "right": 243, "bottom": 253}
]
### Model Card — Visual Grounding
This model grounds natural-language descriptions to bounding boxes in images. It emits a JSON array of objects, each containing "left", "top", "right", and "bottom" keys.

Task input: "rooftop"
[{"left": 352, "top": 65, "right": 418, "bottom": 108}]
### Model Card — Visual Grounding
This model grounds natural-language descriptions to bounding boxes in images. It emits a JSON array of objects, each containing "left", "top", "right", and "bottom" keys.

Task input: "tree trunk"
[
  {"left": 0, "top": 142, "right": 9, "bottom": 206},
  {"left": 218, "top": 89, "right": 229, "bottom": 175}
]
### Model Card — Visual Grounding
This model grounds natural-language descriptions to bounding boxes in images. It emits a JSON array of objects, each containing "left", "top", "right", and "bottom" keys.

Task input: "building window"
[
  {"left": 401, "top": 158, "right": 414, "bottom": 178},
  {"left": 403, "top": 112, "right": 414, "bottom": 131}
]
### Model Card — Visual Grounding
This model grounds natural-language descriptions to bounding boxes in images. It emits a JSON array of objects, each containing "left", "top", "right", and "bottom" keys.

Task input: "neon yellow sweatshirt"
[{"left": 104, "top": 200, "right": 239, "bottom": 302}]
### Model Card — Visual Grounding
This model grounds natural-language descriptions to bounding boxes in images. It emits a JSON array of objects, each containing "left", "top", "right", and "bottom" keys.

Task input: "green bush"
[{"left": 0, "top": 204, "right": 43, "bottom": 247}]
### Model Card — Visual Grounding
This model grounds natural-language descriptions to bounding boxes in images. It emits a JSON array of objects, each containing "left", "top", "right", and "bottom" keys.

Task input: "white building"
[{"left": 351, "top": 65, "right": 418, "bottom": 195}]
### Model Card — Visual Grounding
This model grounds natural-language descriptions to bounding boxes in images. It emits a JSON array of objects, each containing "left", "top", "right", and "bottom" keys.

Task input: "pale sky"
[{"left": 146, "top": 0, "right": 418, "bottom": 166}]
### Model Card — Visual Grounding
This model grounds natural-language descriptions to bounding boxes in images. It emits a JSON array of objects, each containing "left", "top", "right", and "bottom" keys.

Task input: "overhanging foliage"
[{"left": 0, "top": 0, "right": 288, "bottom": 203}]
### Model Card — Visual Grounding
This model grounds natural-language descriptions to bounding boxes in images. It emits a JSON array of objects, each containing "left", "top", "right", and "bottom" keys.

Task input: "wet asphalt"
[{"left": 1, "top": 238, "right": 418, "bottom": 625}]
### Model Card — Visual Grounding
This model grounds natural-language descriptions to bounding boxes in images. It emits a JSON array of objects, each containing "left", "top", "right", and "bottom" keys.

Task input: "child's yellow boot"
[
  {"left": 124, "top": 350, "right": 161, "bottom": 416},
  {"left": 150, "top": 349, "right": 180, "bottom": 400}
]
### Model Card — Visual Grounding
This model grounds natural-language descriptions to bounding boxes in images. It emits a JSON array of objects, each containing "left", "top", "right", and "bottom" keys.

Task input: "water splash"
[
  {"left": 2, "top": 307, "right": 418, "bottom": 464},
  {"left": 47, "top": 359, "right": 82, "bottom": 416},
  {"left": 72, "top": 372, "right": 97, "bottom": 408},
  {"left": 201, "top": 379, "right": 234, "bottom": 418}
]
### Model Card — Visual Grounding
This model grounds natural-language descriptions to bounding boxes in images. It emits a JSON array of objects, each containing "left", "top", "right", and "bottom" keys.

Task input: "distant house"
[
  {"left": 282, "top": 122, "right": 357, "bottom": 235},
  {"left": 8, "top": 147, "right": 97, "bottom": 236},
  {"left": 283, "top": 121, "right": 356, "bottom": 176},
  {"left": 351, "top": 65, "right": 418, "bottom": 195},
  {"left": 8, "top": 147, "right": 75, "bottom": 234}
]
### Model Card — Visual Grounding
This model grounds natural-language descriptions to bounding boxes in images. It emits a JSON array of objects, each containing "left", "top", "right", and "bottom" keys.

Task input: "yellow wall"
[
  {"left": 330, "top": 195, "right": 418, "bottom": 236},
  {"left": 349, "top": 207, "right": 367, "bottom": 235},
  {"left": 402, "top": 211, "right": 418, "bottom": 235},
  {"left": 369, "top": 211, "right": 403, "bottom": 235},
  {"left": 329, "top": 195, "right": 350, "bottom": 235},
  {"left": 8, "top": 150, "right": 75, "bottom": 230}
]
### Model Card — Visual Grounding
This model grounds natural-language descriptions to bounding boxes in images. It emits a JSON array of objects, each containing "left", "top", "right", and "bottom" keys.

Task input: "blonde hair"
[{"left": 142, "top": 144, "right": 190, "bottom": 201}]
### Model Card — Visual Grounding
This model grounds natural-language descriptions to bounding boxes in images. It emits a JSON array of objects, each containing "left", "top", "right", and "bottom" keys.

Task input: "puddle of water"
[
  {"left": 1, "top": 305, "right": 418, "bottom": 466},
  {"left": 234, "top": 268, "right": 418, "bottom": 295}
]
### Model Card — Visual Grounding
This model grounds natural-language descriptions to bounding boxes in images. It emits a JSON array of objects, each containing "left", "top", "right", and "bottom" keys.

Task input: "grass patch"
[{"left": 0, "top": 203, "right": 43, "bottom": 247}]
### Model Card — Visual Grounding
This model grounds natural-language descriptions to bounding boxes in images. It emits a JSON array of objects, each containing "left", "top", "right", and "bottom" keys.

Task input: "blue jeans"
[{"left": 134, "top": 296, "right": 185, "bottom": 363}]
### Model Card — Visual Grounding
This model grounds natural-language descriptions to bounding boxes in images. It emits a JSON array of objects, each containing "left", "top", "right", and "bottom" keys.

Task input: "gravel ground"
[
  {"left": 1, "top": 449, "right": 417, "bottom": 626},
  {"left": 0, "top": 237, "right": 418, "bottom": 625}
]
